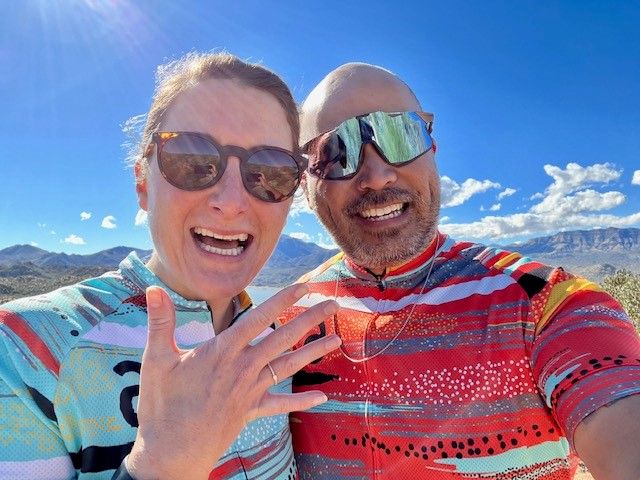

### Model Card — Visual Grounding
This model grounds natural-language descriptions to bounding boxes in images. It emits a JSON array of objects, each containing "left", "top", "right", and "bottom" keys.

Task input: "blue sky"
[{"left": 1, "top": 0, "right": 639, "bottom": 253}]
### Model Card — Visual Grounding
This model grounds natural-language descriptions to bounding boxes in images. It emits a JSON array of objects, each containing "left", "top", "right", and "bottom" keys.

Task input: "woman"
[{"left": 0, "top": 52, "right": 340, "bottom": 480}]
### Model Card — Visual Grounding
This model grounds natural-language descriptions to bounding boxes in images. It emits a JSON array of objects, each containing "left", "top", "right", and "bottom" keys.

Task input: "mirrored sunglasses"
[{"left": 304, "top": 111, "right": 434, "bottom": 180}]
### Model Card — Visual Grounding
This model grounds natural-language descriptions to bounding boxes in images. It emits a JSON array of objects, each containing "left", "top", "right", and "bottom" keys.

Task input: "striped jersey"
[
  {"left": 0, "top": 252, "right": 298, "bottom": 480},
  {"left": 281, "top": 232, "right": 640, "bottom": 479}
]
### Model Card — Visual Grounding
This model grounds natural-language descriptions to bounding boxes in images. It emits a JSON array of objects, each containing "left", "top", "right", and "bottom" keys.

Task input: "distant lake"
[{"left": 246, "top": 285, "right": 281, "bottom": 305}]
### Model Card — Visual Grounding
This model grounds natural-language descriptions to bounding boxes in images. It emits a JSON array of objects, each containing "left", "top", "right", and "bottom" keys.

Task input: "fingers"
[
  {"left": 227, "top": 283, "right": 309, "bottom": 347},
  {"left": 144, "top": 286, "right": 179, "bottom": 360},
  {"left": 256, "top": 391, "right": 329, "bottom": 418},
  {"left": 260, "top": 335, "right": 341, "bottom": 389},
  {"left": 252, "top": 299, "right": 338, "bottom": 361}
]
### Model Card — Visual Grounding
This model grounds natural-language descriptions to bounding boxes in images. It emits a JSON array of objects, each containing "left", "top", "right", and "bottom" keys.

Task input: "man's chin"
[{"left": 335, "top": 226, "right": 436, "bottom": 270}]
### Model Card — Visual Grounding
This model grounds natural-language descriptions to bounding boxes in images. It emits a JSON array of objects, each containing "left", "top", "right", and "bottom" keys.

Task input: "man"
[{"left": 282, "top": 63, "right": 640, "bottom": 479}]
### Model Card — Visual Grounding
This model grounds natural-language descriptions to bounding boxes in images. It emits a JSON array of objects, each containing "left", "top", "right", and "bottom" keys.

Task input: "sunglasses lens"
[
  {"left": 243, "top": 149, "right": 300, "bottom": 202},
  {"left": 368, "top": 111, "right": 433, "bottom": 165},
  {"left": 159, "top": 134, "right": 222, "bottom": 190},
  {"left": 308, "top": 118, "right": 363, "bottom": 180}
]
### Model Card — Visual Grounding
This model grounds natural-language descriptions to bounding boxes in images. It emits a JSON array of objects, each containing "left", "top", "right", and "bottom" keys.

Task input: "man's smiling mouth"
[{"left": 358, "top": 202, "right": 406, "bottom": 221}]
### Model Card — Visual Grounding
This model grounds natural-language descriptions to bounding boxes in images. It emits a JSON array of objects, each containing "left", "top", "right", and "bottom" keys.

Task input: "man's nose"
[{"left": 355, "top": 143, "right": 398, "bottom": 191}]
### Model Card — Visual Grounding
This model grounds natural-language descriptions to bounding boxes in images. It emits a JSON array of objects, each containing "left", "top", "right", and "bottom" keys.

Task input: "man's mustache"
[{"left": 344, "top": 188, "right": 415, "bottom": 215}]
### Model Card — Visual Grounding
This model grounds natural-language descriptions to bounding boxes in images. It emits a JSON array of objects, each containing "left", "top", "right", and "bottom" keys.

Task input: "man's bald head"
[{"left": 300, "top": 63, "right": 421, "bottom": 146}]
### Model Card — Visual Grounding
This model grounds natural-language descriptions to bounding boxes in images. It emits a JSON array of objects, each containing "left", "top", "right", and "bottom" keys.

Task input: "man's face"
[{"left": 303, "top": 71, "right": 441, "bottom": 273}]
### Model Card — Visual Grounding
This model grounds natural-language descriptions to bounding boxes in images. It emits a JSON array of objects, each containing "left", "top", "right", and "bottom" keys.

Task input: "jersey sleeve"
[
  {"left": 529, "top": 269, "right": 640, "bottom": 449},
  {"left": 0, "top": 303, "right": 76, "bottom": 479}
]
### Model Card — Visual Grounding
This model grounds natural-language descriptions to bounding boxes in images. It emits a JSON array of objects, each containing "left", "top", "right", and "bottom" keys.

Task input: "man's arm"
[
  {"left": 525, "top": 267, "right": 640, "bottom": 479},
  {"left": 574, "top": 394, "right": 640, "bottom": 480}
]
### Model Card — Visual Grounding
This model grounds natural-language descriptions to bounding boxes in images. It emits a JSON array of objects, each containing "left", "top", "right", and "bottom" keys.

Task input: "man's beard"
[{"left": 314, "top": 185, "right": 440, "bottom": 273}]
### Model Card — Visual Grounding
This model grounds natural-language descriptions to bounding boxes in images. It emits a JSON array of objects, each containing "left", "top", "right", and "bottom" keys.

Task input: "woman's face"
[{"left": 137, "top": 78, "right": 293, "bottom": 304}]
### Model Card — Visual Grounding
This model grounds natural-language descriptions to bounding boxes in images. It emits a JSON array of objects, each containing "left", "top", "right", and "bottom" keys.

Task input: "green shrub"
[{"left": 602, "top": 269, "right": 640, "bottom": 333}]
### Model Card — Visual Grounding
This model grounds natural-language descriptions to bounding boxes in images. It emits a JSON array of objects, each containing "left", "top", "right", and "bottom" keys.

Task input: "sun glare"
[{"left": 33, "top": 0, "right": 153, "bottom": 49}]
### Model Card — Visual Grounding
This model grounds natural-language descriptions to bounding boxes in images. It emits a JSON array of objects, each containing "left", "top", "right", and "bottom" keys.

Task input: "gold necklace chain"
[{"left": 334, "top": 235, "right": 441, "bottom": 363}]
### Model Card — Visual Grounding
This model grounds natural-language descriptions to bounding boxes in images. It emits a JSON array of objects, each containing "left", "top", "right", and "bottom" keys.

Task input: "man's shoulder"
[
  {"left": 446, "top": 238, "right": 582, "bottom": 302},
  {"left": 457, "top": 240, "right": 558, "bottom": 281},
  {"left": 457, "top": 239, "right": 610, "bottom": 317},
  {"left": 296, "top": 251, "right": 345, "bottom": 284},
  {"left": 278, "top": 253, "right": 344, "bottom": 326}
]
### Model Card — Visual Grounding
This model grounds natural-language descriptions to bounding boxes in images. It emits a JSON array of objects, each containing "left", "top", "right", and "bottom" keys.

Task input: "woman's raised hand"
[{"left": 127, "top": 284, "right": 340, "bottom": 480}]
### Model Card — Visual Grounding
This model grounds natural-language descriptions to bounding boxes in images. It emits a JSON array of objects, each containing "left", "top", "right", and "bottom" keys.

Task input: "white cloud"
[
  {"left": 440, "top": 176, "right": 501, "bottom": 208},
  {"left": 289, "top": 231, "right": 312, "bottom": 242},
  {"left": 37, "top": 222, "right": 46, "bottom": 228},
  {"left": 30, "top": 241, "right": 38, "bottom": 247},
  {"left": 289, "top": 190, "right": 313, "bottom": 217},
  {"left": 63, "top": 234, "right": 85, "bottom": 245},
  {"left": 287, "top": 231, "right": 338, "bottom": 250},
  {"left": 80, "top": 211, "right": 92, "bottom": 221},
  {"left": 316, "top": 235, "right": 339, "bottom": 250},
  {"left": 532, "top": 189, "right": 625, "bottom": 216},
  {"left": 50, "top": 230, "right": 56, "bottom": 235},
  {"left": 440, "top": 216, "right": 450, "bottom": 223},
  {"left": 633, "top": 170, "right": 640, "bottom": 186},
  {"left": 441, "top": 211, "right": 640, "bottom": 240},
  {"left": 529, "top": 192, "right": 544, "bottom": 200},
  {"left": 135, "top": 209, "right": 148, "bottom": 226},
  {"left": 498, "top": 188, "right": 516, "bottom": 200},
  {"left": 438, "top": 162, "right": 640, "bottom": 241},
  {"left": 545, "top": 162, "right": 620, "bottom": 189},
  {"left": 101, "top": 215, "right": 117, "bottom": 229},
  {"left": 531, "top": 163, "right": 622, "bottom": 215},
  {"left": 481, "top": 203, "right": 502, "bottom": 212}
]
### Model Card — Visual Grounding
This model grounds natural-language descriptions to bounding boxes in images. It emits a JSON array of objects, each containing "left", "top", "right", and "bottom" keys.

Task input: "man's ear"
[
  {"left": 134, "top": 161, "right": 148, "bottom": 211},
  {"left": 300, "top": 171, "right": 309, "bottom": 198},
  {"left": 299, "top": 171, "right": 317, "bottom": 212}
]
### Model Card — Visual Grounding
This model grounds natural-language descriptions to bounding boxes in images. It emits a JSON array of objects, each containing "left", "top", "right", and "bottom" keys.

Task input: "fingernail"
[
  {"left": 326, "top": 335, "right": 342, "bottom": 350},
  {"left": 323, "top": 301, "right": 338, "bottom": 315},
  {"left": 146, "top": 287, "right": 162, "bottom": 308},
  {"left": 295, "top": 283, "right": 309, "bottom": 297},
  {"left": 311, "top": 394, "right": 328, "bottom": 406}
]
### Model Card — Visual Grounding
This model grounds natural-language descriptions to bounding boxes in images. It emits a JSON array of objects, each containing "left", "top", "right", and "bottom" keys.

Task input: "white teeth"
[
  {"left": 194, "top": 226, "right": 249, "bottom": 241},
  {"left": 360, "top": 203, "right": 404, "bottom": 220},
  {"left": 199, "top": 242, "right": 244, "bottom": 256}
]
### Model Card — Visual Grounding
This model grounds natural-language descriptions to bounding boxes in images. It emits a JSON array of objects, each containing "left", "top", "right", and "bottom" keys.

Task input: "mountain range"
[
  {"left": 502, "top": 227, "right": 640, "bottom": 281},
  {"left": 0, "top": 235, "right": 338, "bottom": 303},
  {"left": 0, "top": 228, "right": 638, "bottom": 303},
  {"left": 0, "top": 236, "right": 339, "bottom": 285}
]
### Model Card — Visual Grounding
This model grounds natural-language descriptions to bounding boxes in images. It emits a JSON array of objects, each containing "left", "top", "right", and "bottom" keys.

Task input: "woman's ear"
[{"left": 135, "top": 161, "right": 148, "bottom": 211}]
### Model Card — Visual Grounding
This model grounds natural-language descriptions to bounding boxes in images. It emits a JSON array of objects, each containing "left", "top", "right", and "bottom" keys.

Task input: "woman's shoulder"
[{"left": 0, "top": 269, "right": 138, "bottom": 357}]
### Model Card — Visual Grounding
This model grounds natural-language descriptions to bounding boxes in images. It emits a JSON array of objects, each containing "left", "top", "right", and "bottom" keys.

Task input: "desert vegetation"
[{"left": 602, "top": 269, "right": 640, "bottom": 332}]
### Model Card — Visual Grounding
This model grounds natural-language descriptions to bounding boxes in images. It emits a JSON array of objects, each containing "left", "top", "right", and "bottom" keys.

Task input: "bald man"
[{"left": 280, "top": 63, "right": 640, "bottom": 479}]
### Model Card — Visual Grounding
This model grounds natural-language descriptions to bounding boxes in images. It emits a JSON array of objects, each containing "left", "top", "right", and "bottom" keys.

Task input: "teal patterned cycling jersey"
[{"left": 0, "top": 252, "right": 297, "bottom": 480}]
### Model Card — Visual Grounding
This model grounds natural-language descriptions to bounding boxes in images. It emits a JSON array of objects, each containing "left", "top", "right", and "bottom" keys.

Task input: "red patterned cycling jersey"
[{"left": 280, "top": 232, "right": 640, "bottom": 479}]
